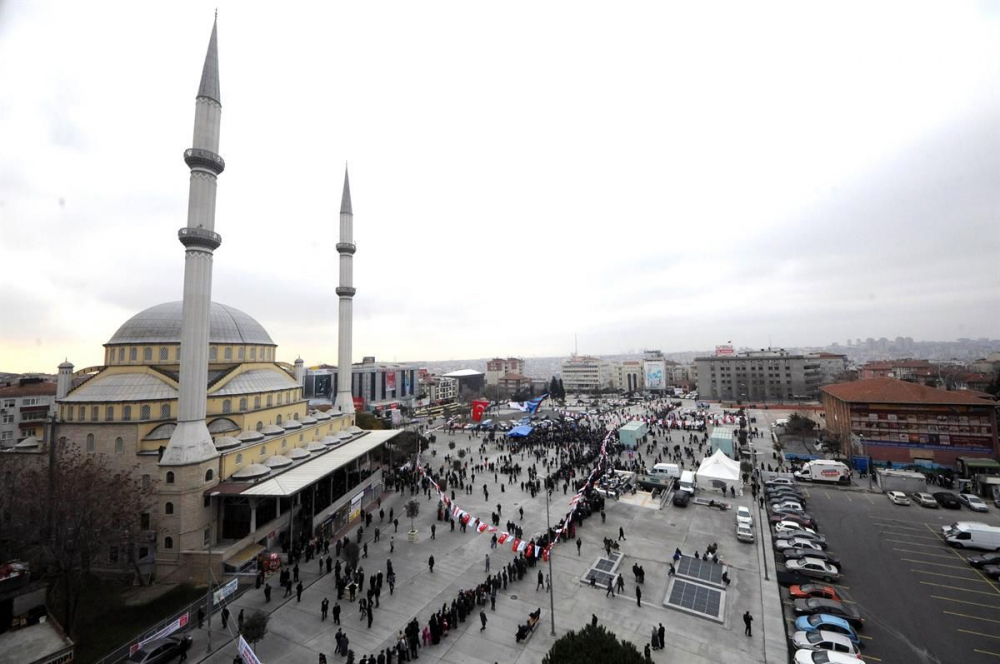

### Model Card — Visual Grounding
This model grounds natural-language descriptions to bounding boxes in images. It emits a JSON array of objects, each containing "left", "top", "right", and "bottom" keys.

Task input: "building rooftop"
[
  {"left": 107, "top": 301, "right": 274, "bottom": 346},
  {"left": 0, "top": 382, "right": 57, "bottom": 398},
  {"left": 821, "top": 378, "right": 995, "bottom": 405},
  {"left": 442, "top": 369, "right": 484, "bottom": 377}
]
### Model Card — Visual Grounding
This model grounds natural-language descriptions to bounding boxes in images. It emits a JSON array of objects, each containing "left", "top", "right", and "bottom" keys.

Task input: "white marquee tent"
[{"left": 696, "top": 449, "right": 743, "bottom": 496}]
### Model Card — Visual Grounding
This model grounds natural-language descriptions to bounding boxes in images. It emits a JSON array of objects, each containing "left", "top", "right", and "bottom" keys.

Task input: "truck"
[
  {"left": 636, "top": 463, "right": 681, "bottom": 491},
  {"left": 795, "top": 460, "right": 851, "bottom": 485},
  {"left": 941, "top": 522, "right": 1000, "bottom": 551},
  {"left": 678, "top": 470, "right": 697, "bottom": 494}
]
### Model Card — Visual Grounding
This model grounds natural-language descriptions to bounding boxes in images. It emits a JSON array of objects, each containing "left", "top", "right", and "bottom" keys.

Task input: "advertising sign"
[
  {"left": 353, "top": 397, "right": 365, "bottom": 412},
  {"left": 644, "top": 361, "right": 665, "bottom": 390},
  {"left": 386, "top": 371, "right": 396, "bottom": 394},
  {"left": 213, "top": 578, "right": 238, "bottom": 606},
  {"left": 350, "top": 491, "right": 363, "bottom": 522},
  {"left": 715, "top": 345, "right": 734, "bottom": 356},
  {"left": 130, "top": 612, "right": 189, "bottom": 655},
  {"left": 403, "top": 371, "right": 410, "bottom": 395},
  {"left": 237, "top": 635, "right": 262, "bottom": 664}
]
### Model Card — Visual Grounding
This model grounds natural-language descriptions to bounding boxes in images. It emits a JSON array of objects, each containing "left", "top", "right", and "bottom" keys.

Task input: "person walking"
[
  {"left": 606, "top": 579, "right": 615, "bottom": 598},
  {"left": 480, "top": 610, "right": 487, "bottom": 632},
  {"left": 431, "top": 524, "right": 436, "bottom": 540},
  {"left": 333, "top": 602, "right": 341, "bottom": 625},
  {"left": 393, "top": 518, "right": 399, "bottom": 533},
  {"left": 485, "top": 554, "right": 490, "bottom": 574},
  {"left": 428, "top": 555, "right": 435, "bottom": 573},
  {"left": 238, "top": 609, "right": 245, "bottom": 633},
  {"left": 636, "top": 585, "right": 642, "bottom": 607},
  {"left": 619, "top": 526, "right": 626, "bottom": 541},
  {"left": 322, "top": 597, "right": 330, "bottom": 621},
  {"left": 293, "top": 563, "right": 300, "bottom": 583},
  {"left": 297, "top": 581, "right": 304, "bottom": 603},
  {"left": 658, "top": 623, "right": 665, "bottom": 650},
  {"left": 221, "top": 606, "right": 230, "bottom": 630},
  {"left": 363, "top": 543, "right": 368, "bottom": 559},
  {"left": 743, "top": 610, "right": 753, "bottom": 636},
  {"left": 616, "top": 574, "right": 625, "bottom": 594},
  {"left": 390, "top": 535, "right": 394, "bottom": 553},
  {"left": 576, "top": 537, "right": 582, "bottom": 555},
  {"left": 263, "top": 582, "right": 272, "bottom": 603},
  {"left": 537, "top": 570, "right": 544, "bottom": 591}
]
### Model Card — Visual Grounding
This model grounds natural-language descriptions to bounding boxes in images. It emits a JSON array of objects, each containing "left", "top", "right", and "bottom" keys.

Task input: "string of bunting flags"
[{"left": 415, "top": 427, "right": 618, "bottom": 563}]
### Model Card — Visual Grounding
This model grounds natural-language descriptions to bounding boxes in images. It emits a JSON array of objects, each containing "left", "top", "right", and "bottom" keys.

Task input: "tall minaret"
[
  {"left": 162, "top": 18, "right": 224, "bottom": 466},
  {"left": 334, "top": 168, "right": 356, "bottom": 414}
]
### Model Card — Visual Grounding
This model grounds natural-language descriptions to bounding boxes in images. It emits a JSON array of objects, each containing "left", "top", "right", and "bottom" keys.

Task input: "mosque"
[{"left": 14, "top": 19, "right": 400, "bottom": 582}]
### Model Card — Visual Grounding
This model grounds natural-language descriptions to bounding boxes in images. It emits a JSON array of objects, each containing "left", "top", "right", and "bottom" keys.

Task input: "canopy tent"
[
  {"left": 506, "top": 425, "right": 534, "bottom": 438},
  {"left": 696, "top": 449, "right": 743, "bottom": 496}
]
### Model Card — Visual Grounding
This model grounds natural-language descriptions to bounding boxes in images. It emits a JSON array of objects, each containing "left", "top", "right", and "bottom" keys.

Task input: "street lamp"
[
  {"left": 206, "top": 490, "right": 220, "bottom": 653},
  {"left": 544, "top": 477, "right": 556, "bottom": 636}
]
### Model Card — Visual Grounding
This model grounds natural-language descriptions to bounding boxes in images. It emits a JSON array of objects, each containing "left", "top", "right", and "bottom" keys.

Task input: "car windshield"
[
  {"left": 807, "top": 614, "right": 824, "bottom": 626},
  {"left": 805, "top": 630, "right": 823, "bottom": 643},
  {"left": 128, "top": 651, "right": 148, "bottom": 663},
  {"left": 811, "top": 653, "right": 832, "bottom": 664}
]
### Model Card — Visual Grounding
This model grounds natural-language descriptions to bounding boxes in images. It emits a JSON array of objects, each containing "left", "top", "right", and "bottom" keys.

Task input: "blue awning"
[{"left": 507, "top": 425, "right": 534, "bottom": 438}]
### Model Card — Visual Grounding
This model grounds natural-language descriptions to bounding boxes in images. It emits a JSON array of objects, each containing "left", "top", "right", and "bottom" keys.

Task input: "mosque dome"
[{"left": 106, "top": 302, "right": 274, "bottom": 346}]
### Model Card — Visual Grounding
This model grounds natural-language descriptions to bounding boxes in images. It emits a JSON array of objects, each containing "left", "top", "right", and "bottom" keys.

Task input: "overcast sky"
[{"left": 1, "top": 1, "right": 998, "bottom": 374}]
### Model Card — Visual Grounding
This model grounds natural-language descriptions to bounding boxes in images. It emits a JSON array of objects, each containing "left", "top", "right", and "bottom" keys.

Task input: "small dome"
[
  {"left": 237, "top": 430, "right": 264, "bottom": 442},
  {"left": 14, "top": 437, "right": 39, "bottom": 449},
  {"left": 346, "top": 426, "right": 363, "bottom": 434},
  {"left": 232, "top": 464, "right": 270, "bottom": 480},
  {"left": 312, "top": 411, "right": 331, "bottom": 420},
  {"left": 214, "top": 436, "right": 242, "bottom": 450},
  {"left": 299, "top": 415, "right": 317, "bottom": 425},
  {"left": 264, "top": 455, "right": 292, "bottom": 468},
  {"left": 287, "top": 448, "right": 310, "bottom": 460},
  {"left": 145, "top": 423, "right": 177, "bottom": 441},
  {"left": 306, "top": 442, "right": 326, "bottom": 453},
  {"left": 107, "top": 301, "right": 275, "bottom": 346},
  {"left": 320, "top": 435, "right": 340, "bottom": 445},
  {"left": 282, "top": 420, "right": 303, "bottom": 430},
  {"left": 261, "top": 424, "right": 284, "bottom": 435}
]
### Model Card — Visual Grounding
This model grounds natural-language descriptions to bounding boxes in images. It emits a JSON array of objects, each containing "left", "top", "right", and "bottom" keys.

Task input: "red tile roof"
[
  {"left": 0, "top": 381, "right": 57, "bottom": 397},
  {"left": 821, "top": 378, "right": 995, "bottom": 405}
]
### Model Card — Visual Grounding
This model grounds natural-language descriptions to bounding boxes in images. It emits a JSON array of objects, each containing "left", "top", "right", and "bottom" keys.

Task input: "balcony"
[
  {"left": 336, "top": 242, "right": 356, "bottom": 254},
  {"left": 178, "top": 227, "right": 222, "bottom": 250},
  {"left": 184, "top": 148, "right": 226, "bottom": 174}
]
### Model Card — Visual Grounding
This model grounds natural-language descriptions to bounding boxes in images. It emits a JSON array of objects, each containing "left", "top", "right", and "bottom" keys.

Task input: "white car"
[
  {"left": 793, "top": 648, "right": 863, "bottom": 663},
  {"left": 911, "top": 492, "right": 939, "bottom": 508},
  {"left": 886, "top": 491, "right": 911, "bottom": 506},
  {"left": 960, "top": 494, "right": 989, "bottom": 512},
  {"left": 776, "top": 538, "right": 825, "bottom": 552},
  {"left": 775, "top": 521, "right": 818, "bottom": 535},
  {"left": 736, "top": 506, "right": 753, "bottom": 529},
  {"left": 791, "top": 629, "right": 862, "bottom": 657},
  {"left": 766, "top": 477, "right": 795, "bottom": 486},
  {"left": 736, "top": 524, "right": 755, "bottom": 543},
  {"left": 772, "top": 500, "right": 806, "bottom": 512},
  {"left": 775, "top": 531, "right": 827, "bottom": 547},
  {"left": 785, "top": 557, "right": 841, "bottom": 582}
]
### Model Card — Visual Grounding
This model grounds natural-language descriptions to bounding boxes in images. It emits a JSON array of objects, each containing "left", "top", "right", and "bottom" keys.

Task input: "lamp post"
[{"left": 544, "top": 477, "right": 556, "bottom": 636}]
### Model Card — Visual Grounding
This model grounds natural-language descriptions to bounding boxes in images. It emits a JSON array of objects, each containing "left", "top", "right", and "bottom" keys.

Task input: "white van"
[
  {"left": 941, "top": 522, "right": 1000, "bottom": 551},
  {"left": 795, "top": 460, "right": 851, "bottom": 485},
  {"left": 650, "top": 463, "right": 681, "bottom": 481},
  {"left": 678, "top": 470, "right": 697, "bottom": 494}
]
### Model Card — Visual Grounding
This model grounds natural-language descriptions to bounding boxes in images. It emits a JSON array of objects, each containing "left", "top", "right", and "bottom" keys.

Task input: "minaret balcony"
[
  {"left": 184, "top": 148, "right": 226, "bottom": 174},
  {"left": 178, "top": 227, "right": 222, "bottom": 250},
  {"left": 335, "top": 286, "right": 357, "bottom": 297},
  {"left": 336, "top": 242, "right": 356, "bottom": 254}
]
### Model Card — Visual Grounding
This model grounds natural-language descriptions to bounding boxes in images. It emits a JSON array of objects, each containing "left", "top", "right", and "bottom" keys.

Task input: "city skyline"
[{"left": 2, "top": 2, "right": 998, "bottom": 374}]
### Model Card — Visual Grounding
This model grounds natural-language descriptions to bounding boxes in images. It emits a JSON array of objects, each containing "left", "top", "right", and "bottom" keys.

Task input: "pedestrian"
[
  {"left": 221, "top": 606, "right": 230, "bottom": 630},
  {"left": 238, "top": 609, "right": 244, "bottom": 633},
  {"left": 480, "top": 609, "right": 487, "bottom": 631},
  {"left": 636, "top": 585, "right": 642, "bottom": 607},
  {"left": 264, "top": 582, "right": 271, "bottom": 603},
  {"left": 485, "top": 554, "right": 490, "bottom": 573},
  {"left": 197, "top": 607, "right": 204, "bottom": 629},
  {"left": 363, "top": 543, "right": 368, "bottom": 559},
  {"left": 601, "top": 510, "right": 606, "bottom": 524},
  {"left": 431, "top": 524, "right": 436, "bottom": 540},
  {"left": 375, "top": 527, "right": 380, "bottom": 542},
  {"left": 334, "top": 602, "right": 341, "bottom": 625},
  {"left": 429, "top": 555, "right": 435, "bottom": 573},
  {"left": 576, "top": 537, "right": 582, "bottom": 555},
  {"left": 616, "top": 574, "right": 625, "bottom": 593},
  {"left": 393, "top": 518, "right": 399, "bottom": 533},
  {"left": 619, "top": 526, "right": 626, "bottom": 541},
  {"left": 651, "top": 626, "right": 659, "bottom": 650},
  {"left": 537, "top": 570, "right": 544, "bottom": 591},
  {"left": 743, "top": 610, "right": 753, "bottom": 636},
  {"left": 294, "top": 563, "right": 300, "bottom": 583},
  {"left": 380, "top": 508, "right": 385, "bottom": 523},
  {"left": 668, "top": 563, "right": 675, "bottom": 576},
  {"left": 606, "top": 579, "right": 615, "bottom": 598},
  {"left": 297, "top": 581, "right": 304, "bottom": 603},
  {"left": 322, "top": 597, "right": 330, "bottom": 620},
  {"left": 390, "top": 536, "right": 395, "bottom": 553},
  {"left": 658, "top": 623, "right": 665, "bottom": 649}
]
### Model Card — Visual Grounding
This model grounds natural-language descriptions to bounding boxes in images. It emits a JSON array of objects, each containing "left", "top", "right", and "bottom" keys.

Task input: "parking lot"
[{"left": 788, "top": 484, "right": 1000, "bottom": 664}]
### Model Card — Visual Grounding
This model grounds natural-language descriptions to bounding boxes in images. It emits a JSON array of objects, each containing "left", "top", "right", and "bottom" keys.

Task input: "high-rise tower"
[
  {"left": 161, "top": 18, "right": 225, "bottom": 466},
  {"left": 334, "top": 168, "right": 356, "bottom": 413}
]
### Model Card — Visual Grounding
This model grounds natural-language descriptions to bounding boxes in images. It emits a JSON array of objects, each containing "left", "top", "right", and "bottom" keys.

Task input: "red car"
[{"left": 789, "top": 583, "right": 842, "bottom": 602}]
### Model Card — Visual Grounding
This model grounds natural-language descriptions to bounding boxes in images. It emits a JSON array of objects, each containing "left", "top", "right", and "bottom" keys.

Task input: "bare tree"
[{"left": 0, "top": 442, "right": 154, "bottom": 636}]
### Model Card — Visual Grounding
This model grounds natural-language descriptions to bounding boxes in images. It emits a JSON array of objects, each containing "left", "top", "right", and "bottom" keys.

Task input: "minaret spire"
[
  {"left": 162, "top": 19, "right": 226, "bottom": 466},
  {"left": 334, "top": 166, "right": 356, "bottom": 414}
]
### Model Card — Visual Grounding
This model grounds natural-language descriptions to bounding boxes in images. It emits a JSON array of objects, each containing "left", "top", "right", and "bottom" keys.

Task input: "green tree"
[
  {"left": 241, "top": 610, "right": 269, "bottom": 648},
  {"left": 542, "top": 623, "right": 647, "bottom": 664},
  {"left": 355, "top": 412, "right": 385, "bottom": 430},
  {"left": 342, "top": 540, "right": 360, "bottom": 569},
  {"left": 558, "top": 378, "right": 565, "bottom": 399},
  {"left": 549, "top": 376, "right": 559, "bottom": 397},
  {"left": 785, "top": 413, "right": 817, "bottom": 435},
  {"left": 404, "top": 498, "right": 420, "bottom": 533}
]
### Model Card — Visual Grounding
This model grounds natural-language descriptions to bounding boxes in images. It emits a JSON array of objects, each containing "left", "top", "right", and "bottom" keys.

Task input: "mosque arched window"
[
  {"left": 159, "top": 347, "right": 168, "bottom": 361},
  {"left": 119, "top": 347, "right": 125, "bottom": 362},
  {"left": 261, "top": 446, "right": 267, "bottom": 455},
  {"left": 224, "top": 347, "right": 232, "bottom": 361},
  {"left": 238, "top": 347, "right": 245, "bottom": 361},
  {"left": 165, "top": 502, "right": 174, "bottom": 515},
  {"left": 91, "top": 406, "right": 99, "bottom": 421},
  {"left": 78, "top": 406, "right": 85, "bottom": 421},
  {"left": 299, "top": 433, "right": 303, "bottom": 442},
  {"left": 166, "top": 471, "right": 174, "bottom": 484},
  {"left": 66, "top": 406, "right": 72, "bottom": 421},
  {"left": 236, "top": 454, "right": 243, "bottom": 464},
  {"left": 255, "top": 421, "right": 263, "bottom": 432},
  {"left": 106, "top": 406, "right": 114, "bottom": 421},
  {"left": 161, "top": 404, "right": 170, "bottom": 419},
  {"left": 239, "top": 398, "right": 247, "bottom": 411},
  {"left": 115, "top": 437, "right": 124, "bottom": 454},
  {"left": 140, "top": 405, "right": 151, "bottom": 420},
  {"left": 277, "top": 393, "right": 282, "bottom": 406},
  {"left": 143, "top": 347, "right": 152, "bottom": 362},
  {"left": 176, "top": 347, "right": 181, "bottom": 361},
  {"left": 276, "top": 415, "right": 283, "bottom": 426},
  {"left": 282, "top": 439, "right": 287, "bottom": 448},
  {"left": 164, "top": 537, "right": 173, "bottom": 550},
  {"left": 129, "top": 347, "right": 137, "bottom": 362},
  {"left": 254, "top": 396, "right": 261, "bottom": 410},
  {"left": 86, "top": 434, "right": 95, "bottom": 452},
  {"left": 251, "top": 347, "right": 257, "bottom": 361},
  {"left": 210, "top": 346, "right": 218, "bottom": 361},
  {"left": 205, "top": 469, "right": 214, "bottom": 482},
  {"left": 222, "top": 399, "right": 232, "bottom": 414},
  {"left": 122, "top": 406, "right": 132, "bottom": 421},
  {"left": 266, "top": 395, "right": 273, "bottom": 407}
]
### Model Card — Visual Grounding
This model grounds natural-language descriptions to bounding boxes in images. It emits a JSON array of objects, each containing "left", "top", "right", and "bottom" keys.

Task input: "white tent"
[{"left": 696, "top": 449, "right": 743, "bottom": 496}]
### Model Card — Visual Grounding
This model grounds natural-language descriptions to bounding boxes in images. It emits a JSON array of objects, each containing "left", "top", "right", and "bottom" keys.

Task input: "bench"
[
  {"left": 693, "top": 497, "right": 731, "bottom": 510},
  {"left": 516, "top": 612, "right": 542, "bottom": 643}
]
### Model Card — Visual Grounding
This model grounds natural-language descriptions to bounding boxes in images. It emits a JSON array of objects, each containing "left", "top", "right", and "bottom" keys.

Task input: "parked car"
[
  {"left": 776, "top": 538, "right": 826, "bottom": 553},
  {"left": 794, "top": 614, "right": 860, "bottom": 646},
  {"left": 736, "top": 524, "right": 755, "bottom": 543},
  {"left": 672, "top": 490, "right": 691, "bottom": 507},
  {"left": 968, "top": 552, "right": 1000, "bottom": 568},
  {"left": 784, "top": 549, "right": 842, "bottom": 568},
  {"left": 886, "top": 491, "right": 911, "bottom": 506},
  {"left": 772, "top": 507, "right": 813, "bottom": 520},
  {"left": 983, "top": 565, "right": 1000, "bottom": 580},
  {"left": 771, "top": 513, "right": 818, "bottom": 529},
  {"left": 128, "top": 635, "right": 193, "bottom": 664},
  {"left": 766, "top": 477, "right": 795, "bottom": 486},
  {"left": 775, "top": 521, "right": 818, "bottom": 535},
  {"left": 777, "top": 569, "right": 816, "bottom": 587},
  {"left": 959, "top": 494, "right": 989, "bottom": 512},
  {"left": 775, "top": 530, "right": 827, "bottom": 546},
  {"left": 736, "top": 506, "right": 753, "bottom": 528},
  {"left": 789, "top": 584, "right": 842, "bottom": 602},
  {"left": 790, "top": 629, "right": 862, "bottom": 657},
  {"left": 793, "top": 649, "right": 864, "bottom": 664},
  {"left": 933, "top": 492, "right": 962, "bottom": 509},
  {"left": 911, "top": 492, "right": 939, "bottom": 508},
  {"left": 785, "top": 557, "right": 840, "bottom": 582},
  {"left": 771, "top": 500, "right": 806, "bottom": 512},
  {"left": 793, "top": 598, "right": 864, "bottom": 629}
]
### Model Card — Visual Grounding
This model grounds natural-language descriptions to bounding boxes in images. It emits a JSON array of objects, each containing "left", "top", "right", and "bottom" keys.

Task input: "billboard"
[
  {"left": 386, "top": 371, "right": 396, "bottom": 394},
  {"left": 715, "top": 344, "right": 734, "bottom": 356},
  {"left": 644, "top": 360, "right": 665, "bottom": 391}
]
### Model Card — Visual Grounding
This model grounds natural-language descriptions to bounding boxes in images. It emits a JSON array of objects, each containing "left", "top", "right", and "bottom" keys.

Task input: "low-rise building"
[
  {"left": 0, "top": 378, "right": 57, "bottom": 448},
  {"left": 304, "top": 357, "right": 418, "bottom": 412},
  {"left": 420, "top": 375, "right": 458, "bottom": 403},
  {"left": 695, "top": 349, "right": 822, "bottom": 402},
  {"left": 821, "top": 378, "right": 999, "bottom": 467},
  {"left": 486, "top": 357, "right": 525, "bottom": 387},
  {"left": 562, "top": 356, "right": 611, "bottom": 393},
  {"left": 611, "top": 361, "right": 644, "bottom": 392}
]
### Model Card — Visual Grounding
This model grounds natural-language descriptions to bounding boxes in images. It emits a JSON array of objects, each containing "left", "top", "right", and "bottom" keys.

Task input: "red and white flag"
[
  {"left": 477, "top": 522, "right": 489, "bottom": 533},
  {"left": 516, "top": 540, "right": 529, "bottom": 553},
  {"left": 498, "top": 532, "right": 511, "bottom": 545},
  {"left": 471, "top": 400, "right": 490, "bottom": 422},
  {"left": 511, "top": 538, "right": 522, "bottom": 552}
]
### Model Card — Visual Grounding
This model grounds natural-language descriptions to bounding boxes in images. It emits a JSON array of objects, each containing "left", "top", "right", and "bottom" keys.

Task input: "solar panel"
[
  {"left": 594, "top": 559, "right": 615, "bottom": 572},
  {"left": 665, "top": 579, "right": 725, "bottom": 621},
  {"left": 580, "top": 553, "right": 624, "bottom": 587},
  {"left": 585, "top": 570, "right": 617, "bottom": 587},
  {"left": 676, "top": 555, "right": 725, "bottom": 586}
]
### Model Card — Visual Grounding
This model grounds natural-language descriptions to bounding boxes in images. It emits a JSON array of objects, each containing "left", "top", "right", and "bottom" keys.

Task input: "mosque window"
[
  {"left": 222, "top": 399, "right": 232, "bottom": 414},
  {"left": 282, "top": 439, "right": 287, "bottom": 448},
  {"left": 78, "top": 406, "right": 85, "bottom": 421},
  {"left": 276, "top": 415, "right": 283, "bottom": 426},
  {"left": 163, "top": 537, "right": 173, "bottom": 550},
  {"left": 115, "top": 437, "right": 124, "bottom": 454},
  {"left": 143, "top": 347, "right": 152, "bottom": 362},
  {"left": 205, "top": 469, "right": 214, "bottom": 482},
  {"left": 294, "top": 412, "right": 299, "bottom": 420},
  {"left": 239, "top": 398, "right": 247, "bottom": 411},
  {"left": 255, "top": 421, "right": 263, "bottom": 432},
  {"left": 140, "top": 405, "right": 151, "bottom": 420},
  {"left": 236, "top": 453, "right": 243, "bottom": 464},
  {"left": 86, "top": 433, "right": 95, "bottom": 452},
  {"left": 161, "top": 404, "right": 170, "bottom": 419},
  {"left": 65, "top": 406, "right": 72, "bottom": 421},
  {"left": 239, "top": 347, "right": 245, "bottom": 360},
  {"left": 176, "top": 347, "right": 181, "bottom": 361},
  {"left": 267, "top": 395, "right": 273, "bottom": 407},
  {"left": 91, "top": 406, "right": 99, "bottom": 421},
  {"left": 119, "top": 347, "right": 125, "bottom": 362},
  {"left": 224, "top": 347, "right": 232, "bottom": 361},
  {"left": 166, "top": 471, "right": 174, "bottom": 484},
  {"left": 123, "top": 406, "right": 132, "bottom": 421},
  {"left": 159, "top": 347, "right": 168, "bottom": 361},
  {"left": 254, "top": 396, "right": 261, "bottom": 410},
  {"left": 210, "top": 346, "right": 218, "bottom": 361},
  {"left": 299, "top": 433, "right": 303, "bottom": 442},
  {"left": 277, "top": 393, "right": 283, "bottom": 406},
  {"left": 165, "top": 502, "right": 174, "bottom": 515},
  {"left": 251, "top": 347, "right": 257, "bottom": 361},
  {"left": 130, "top": 348, "right": 137, "bottom": 362},
  {"left": 106, "top": 406, "right": 114, "bottom": 421},
  {"left": 261, "top": 446, "right": 266, "bottom": 455}
]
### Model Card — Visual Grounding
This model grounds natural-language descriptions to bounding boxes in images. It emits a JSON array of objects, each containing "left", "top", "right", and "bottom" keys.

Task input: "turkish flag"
[{"left": 471, "top": 400, "right": 490, "bottom": 422}]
